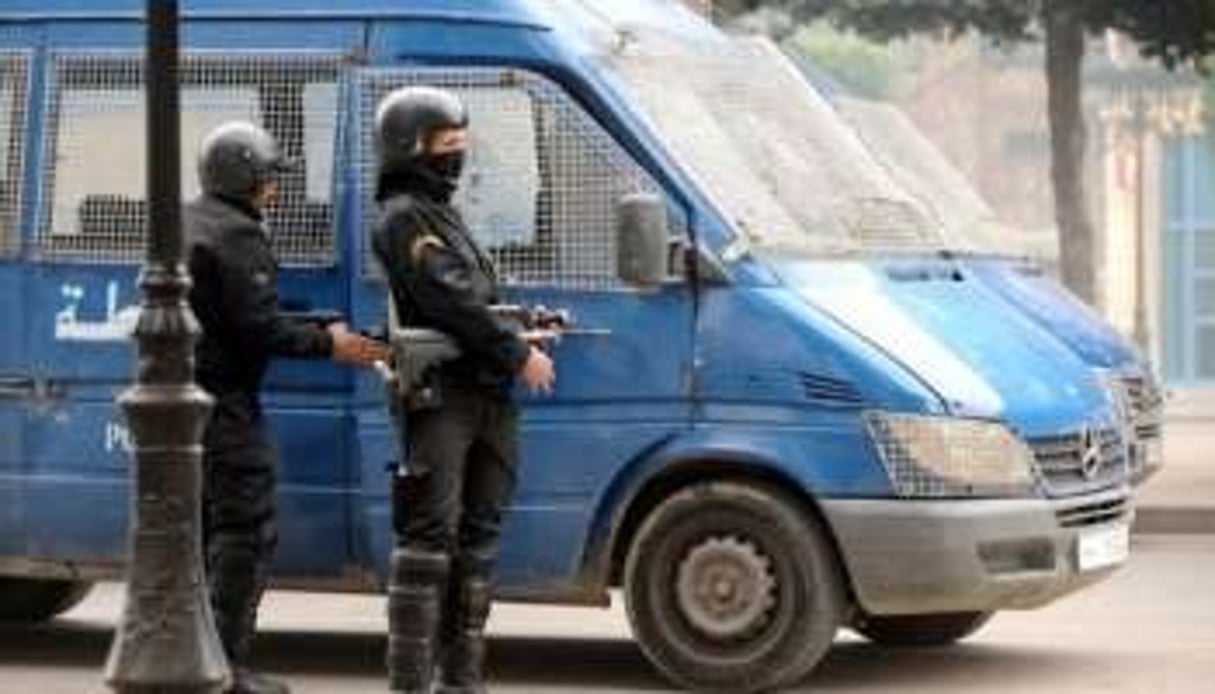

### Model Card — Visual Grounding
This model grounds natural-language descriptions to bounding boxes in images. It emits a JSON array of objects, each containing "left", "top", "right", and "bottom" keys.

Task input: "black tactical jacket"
[
  {"left": 186, "top": 194, "right": 333, "bottom": 398},
  {"left": 372, "top": 170, "right": 529, "bottom": 393}
]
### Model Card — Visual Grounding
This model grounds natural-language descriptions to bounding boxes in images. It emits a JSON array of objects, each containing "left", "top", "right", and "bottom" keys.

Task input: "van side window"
[
  {"left": 0, "top": 52, "right": 29, "bottom": 258},
  {"left": 39, "top": 53, "right": 342, "bottom": 266},
  {"left": 361, "top": 69, "right": 682, "bottom": 287}
]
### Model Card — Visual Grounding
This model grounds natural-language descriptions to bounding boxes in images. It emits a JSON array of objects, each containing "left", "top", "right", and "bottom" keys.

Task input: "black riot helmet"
[
  {"left": 374, "top": 86, "right": 469, "bottom": 177},
  {"left": 197, "top": 121, "right": 291, "bottom": 203}
]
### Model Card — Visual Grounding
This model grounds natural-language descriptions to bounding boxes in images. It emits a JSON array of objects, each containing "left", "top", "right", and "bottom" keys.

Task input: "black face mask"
[{"left": 424, "top": 150, "right": 466, "bottom": 183}]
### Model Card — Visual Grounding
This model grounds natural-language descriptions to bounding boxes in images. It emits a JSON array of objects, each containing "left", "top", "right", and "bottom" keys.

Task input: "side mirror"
[{"left": 615, "top": 192, "right": 670, "bottom": 288}]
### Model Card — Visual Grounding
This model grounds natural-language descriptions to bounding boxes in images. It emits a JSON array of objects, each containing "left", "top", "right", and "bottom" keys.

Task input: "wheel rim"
[{"left": 674, "top": 535, "right": 777, "bottom": 641}]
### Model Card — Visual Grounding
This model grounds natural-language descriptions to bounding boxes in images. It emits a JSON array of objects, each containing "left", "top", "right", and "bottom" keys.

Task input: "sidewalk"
[{"left": 1134, "top": 416, "right": 1215, "bottom": 534}]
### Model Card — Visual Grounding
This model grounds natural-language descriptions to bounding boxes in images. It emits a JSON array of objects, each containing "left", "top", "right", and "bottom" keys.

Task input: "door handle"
[
  {"left": 0, "top": 377, "right": 65, "bottom": 401},
  {"left": 0, "top": 376, "right": 36, "bottom": 399}
]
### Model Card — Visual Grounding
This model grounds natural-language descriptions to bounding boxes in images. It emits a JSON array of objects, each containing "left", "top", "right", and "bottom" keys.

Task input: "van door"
[
  {"left": 350, "top": 66, "right": 695, "bottom": 588},
  {"left": 24, "top": 22, "right": 360, "bottom": 577},
  {"left": 0, "top": 37, "right": 34, "bottom": 557}
]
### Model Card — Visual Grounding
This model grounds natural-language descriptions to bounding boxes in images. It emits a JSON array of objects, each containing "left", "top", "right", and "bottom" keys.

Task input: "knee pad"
[{"left": 391, "top": 546, "right": 450, "bottom": 586}]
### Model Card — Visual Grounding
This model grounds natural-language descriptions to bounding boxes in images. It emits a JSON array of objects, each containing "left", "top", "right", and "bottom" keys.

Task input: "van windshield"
[
  {"left": 832, "top": 96, "right": 1021, "bottom": 254},
  {"left": 602, "top": 30, "right": 950, "bottom": 256}
]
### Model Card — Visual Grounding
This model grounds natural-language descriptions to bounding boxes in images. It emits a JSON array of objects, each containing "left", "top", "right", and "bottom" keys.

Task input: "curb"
[{"left": 1134, "top": 506, "right": 1215, "bottom": 535}]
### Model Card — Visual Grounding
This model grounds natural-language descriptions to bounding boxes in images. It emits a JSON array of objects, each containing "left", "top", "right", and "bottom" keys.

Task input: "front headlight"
[{"left": 866, "top": 412, "right": 1037, "bottom": 498}]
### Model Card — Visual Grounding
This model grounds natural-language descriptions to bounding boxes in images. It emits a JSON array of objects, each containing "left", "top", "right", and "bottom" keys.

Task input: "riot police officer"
[
  {"left": 372, "top": 87, "right": 556, "bottom": 693},
  {"left": 187, "top": 121, "right": 386, "bottom": 694}
]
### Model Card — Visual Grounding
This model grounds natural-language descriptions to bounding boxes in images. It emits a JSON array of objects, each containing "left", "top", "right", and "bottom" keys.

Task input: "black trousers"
[
  {"left": 201, "top": 392, "right": 278, "bottom": 669},
  {"left": 399, "top": 385, "right": 519, "bottom": 574}
]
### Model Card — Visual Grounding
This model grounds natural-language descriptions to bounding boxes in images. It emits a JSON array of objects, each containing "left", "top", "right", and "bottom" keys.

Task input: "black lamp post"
[{"left": 103, "top": 1, "right": 229, "bottom": 691}]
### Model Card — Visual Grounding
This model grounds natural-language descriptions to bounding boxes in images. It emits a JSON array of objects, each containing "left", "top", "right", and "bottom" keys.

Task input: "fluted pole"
[{"left": 104, "top": 1, "right": 229, "bottom": 691}]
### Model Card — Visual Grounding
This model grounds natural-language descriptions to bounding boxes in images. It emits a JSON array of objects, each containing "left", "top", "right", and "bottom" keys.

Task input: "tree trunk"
[{"left": 1045, "top": 1, "right": 1098, "bottom": 305}]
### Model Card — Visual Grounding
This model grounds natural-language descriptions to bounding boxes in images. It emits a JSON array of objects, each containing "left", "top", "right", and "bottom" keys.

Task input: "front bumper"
[{"left": 821, "top": 487, "right": 1132, "bottom": 616}]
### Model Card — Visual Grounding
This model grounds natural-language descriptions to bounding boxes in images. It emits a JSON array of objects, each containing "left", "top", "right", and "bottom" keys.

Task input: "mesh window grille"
[
  {"left": 0, "top": 52, "right": 29, "bottom": 257},
  {"left": 38, "top": 51, "right": 343, "bottom": 266},
  {"left": 357, "top": 68, "right": 680, "bottom": 287}
]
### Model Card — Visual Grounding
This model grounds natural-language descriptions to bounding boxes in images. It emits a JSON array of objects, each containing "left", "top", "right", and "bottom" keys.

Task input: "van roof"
[{"left": 0, "top": 0, "right": 550, "bottom": 26}]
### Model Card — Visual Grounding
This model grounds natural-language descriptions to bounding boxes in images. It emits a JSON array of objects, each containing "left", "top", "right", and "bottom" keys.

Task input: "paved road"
[{"left": 2, "top": 535, "right": 1213, "bottom": 693}]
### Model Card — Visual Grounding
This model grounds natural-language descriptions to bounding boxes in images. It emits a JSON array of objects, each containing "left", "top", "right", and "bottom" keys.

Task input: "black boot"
[
  {"left": 388, "top": 546, "right": 450, "bottom": 693},
  {"left": 227, "top": 668, "right": 291, "bottom": 694},
  {"left": 436, "top": 572, "right": 492, "bottom": 694},
  {"left": 208, "top": 535, "right": 287, "bottom": 694}
]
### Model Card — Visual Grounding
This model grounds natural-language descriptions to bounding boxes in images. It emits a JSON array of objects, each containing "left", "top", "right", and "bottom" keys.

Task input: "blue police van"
[{"left": 0, "top": 1, "right": 1162, "bottom": 691}]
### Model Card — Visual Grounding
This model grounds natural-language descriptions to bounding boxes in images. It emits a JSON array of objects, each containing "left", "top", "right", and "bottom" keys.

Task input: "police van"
[{"left": 0, "top": 1, "right": 1161, "bottom": 691}]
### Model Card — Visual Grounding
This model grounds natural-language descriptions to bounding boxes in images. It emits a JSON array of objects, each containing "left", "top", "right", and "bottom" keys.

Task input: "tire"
[
  {"left": 623, "top": 481, "right": 845, "bottom": 693},
  {"left": 0, "top": 578, "right": 93, "bottom": 623},
  {"left": 854, "top": 611, "right": 993, "bottom": 647}
]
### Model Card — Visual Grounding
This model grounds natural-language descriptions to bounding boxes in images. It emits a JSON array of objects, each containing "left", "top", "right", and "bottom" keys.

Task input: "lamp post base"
[{"left": 104, "top": 386, "right": 227, "bottom": 694}]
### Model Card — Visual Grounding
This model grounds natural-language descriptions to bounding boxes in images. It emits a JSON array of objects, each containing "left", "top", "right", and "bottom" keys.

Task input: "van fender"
[{"left": 579, "top": 427, "right": 872, "bottom": 591}]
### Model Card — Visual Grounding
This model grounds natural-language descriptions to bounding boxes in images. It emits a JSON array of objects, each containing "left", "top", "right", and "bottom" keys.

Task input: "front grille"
[
  {"left": 1120, "top": 375, "right": 1164, "bottom": 442},
  {"left": 1121, "top": 375, "right": 1164, "bottom": 422},
  {"left": 1135, "top": 421, "right": 1162, "bottom": 440},
  {"left": 1119, "top": 374, "right": 1164, "bottom": 479},
  {"left": 1056, "top": 494, "right": 1131, "bottom": 528},
  {"left": 1030, "top": 427, "right": 1130, "bottom": 496}
]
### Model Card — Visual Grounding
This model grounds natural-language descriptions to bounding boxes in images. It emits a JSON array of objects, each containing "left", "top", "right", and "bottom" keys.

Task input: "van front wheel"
[
  {"left": 0, "top": 578, "right": 92, "bottom": 623},
  {"left": 623, "top": 481, "right": 844, "bottom": 693},
  {"left": 854, "top": 611, "right": 993, "bottom": 647}
]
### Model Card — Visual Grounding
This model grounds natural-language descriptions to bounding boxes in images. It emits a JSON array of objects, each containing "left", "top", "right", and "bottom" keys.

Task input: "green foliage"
[
  {"left": 787, "top": 23, "right": 902, "bottom": 98},
  {"left": 796, "top": 1, "right": 1034, "bottom": 43},
  {"left": 1107, "top": 1, "right": 1215, "bottom": 70},
  {"left": 728, "top": 1, "right": 1215, "bottom": 71},
  {"left": 724, "top": 1, "right": 1033, "bottom": 41}
]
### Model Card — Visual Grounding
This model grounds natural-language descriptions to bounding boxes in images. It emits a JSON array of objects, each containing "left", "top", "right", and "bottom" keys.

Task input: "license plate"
[{"left": 1077, "top": 523, "right": 1130, "bottom": 571}]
